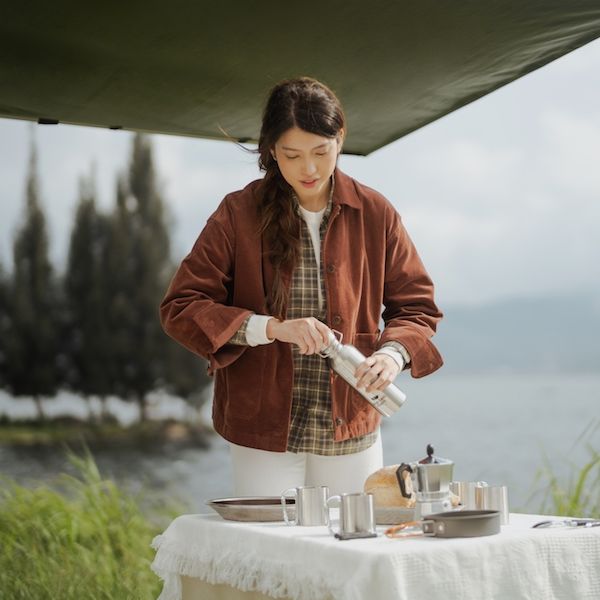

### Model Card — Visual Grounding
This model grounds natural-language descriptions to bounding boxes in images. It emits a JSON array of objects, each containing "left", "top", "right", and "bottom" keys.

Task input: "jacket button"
[
  {"left": 327, "top": 264, "right": 335, "bottom": 273},
  {"left": 332, "top": 315, "right": 342, "bottom": 325},
  {"left": 335, "top": 417, "right": 344, "bottom": 426}
]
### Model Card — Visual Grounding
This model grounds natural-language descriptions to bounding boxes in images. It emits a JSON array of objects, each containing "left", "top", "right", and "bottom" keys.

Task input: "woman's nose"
[{"left": 302, "top": 158, "right": 317, "bottom": 175}]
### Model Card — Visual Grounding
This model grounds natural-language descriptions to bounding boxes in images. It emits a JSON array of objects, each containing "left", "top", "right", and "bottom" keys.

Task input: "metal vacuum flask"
[{"left": 319, "top": 330, "right": 407, "bottom": 417}]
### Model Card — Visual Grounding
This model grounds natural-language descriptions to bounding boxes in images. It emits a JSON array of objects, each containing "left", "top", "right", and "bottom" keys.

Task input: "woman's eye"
[{"left": 284, "top": 151, "right": 327, "bottom": 159}]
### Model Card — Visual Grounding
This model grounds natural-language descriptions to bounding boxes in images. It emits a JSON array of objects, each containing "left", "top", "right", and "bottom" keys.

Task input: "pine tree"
[
  {"left": 104, "top": 134, "right": 173, "bottom": 420},
  {"left": 102, "top": 133, "right": 211, "bottom": 421},
  {"left": 4, "top": 139, "right": 59, "bottom": 418},
  {"left": 103, "top": 175, "right": 136, "bottom": 403},
  {"left": 63, "top": 170, "right": 112, "bottom": 418}
]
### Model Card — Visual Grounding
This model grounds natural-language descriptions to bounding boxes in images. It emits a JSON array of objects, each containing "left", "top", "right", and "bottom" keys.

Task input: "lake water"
[{"left": 0, "top": 372, "right": 598, "bottom": 514}]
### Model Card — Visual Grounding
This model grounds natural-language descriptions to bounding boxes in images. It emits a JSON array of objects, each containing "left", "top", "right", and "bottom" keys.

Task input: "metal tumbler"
[
  {"left": 281, "top": 486, "right": 329, "bottom": 526},
  {"left": 327, "top": 492, "right": 377, "bottom": 539},
  {"left": 319, "top": 330, "right": 407, "bottom": 417}
]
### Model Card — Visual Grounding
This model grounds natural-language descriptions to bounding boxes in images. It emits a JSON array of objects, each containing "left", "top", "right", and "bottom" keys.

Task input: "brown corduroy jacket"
[{"left": 160, "top": 166, "right": 443, "bottom": 451}]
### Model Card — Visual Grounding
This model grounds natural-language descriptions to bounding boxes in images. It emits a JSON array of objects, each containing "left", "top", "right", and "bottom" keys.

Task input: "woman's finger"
[
  {"left": 356, "top": 359, "right": 381, "bottom": 390},
  {"left": 367, "top": 368, "right": 394, "bottom": 392},
  {"left": 306, "top": 326, "right": 323, "bottom": 354},
  {"left": 314, "top": 321, "right": 333, "bottom": 347},
  {"left": 366, "top": 364, "right": 386, "bottom": 388},
  {"left": 355, "top": 357, "right": 376, "bottom": 380}
]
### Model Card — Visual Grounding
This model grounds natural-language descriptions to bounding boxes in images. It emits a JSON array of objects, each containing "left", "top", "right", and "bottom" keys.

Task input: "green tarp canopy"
[{"left": 1, "top": 1, "right": 600, "bottom": 155}]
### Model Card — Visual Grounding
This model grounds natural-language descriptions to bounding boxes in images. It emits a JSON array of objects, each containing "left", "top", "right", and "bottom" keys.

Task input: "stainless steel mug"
[
  {"left": 450, "top": 481, "right": 488, "bottom": 510},
  {"left": 281, "top": 486, "right": 329, "bottom": 526},
  {"left": 475, "top": 485, "right": 509, "bottom": 525},
  {"left": 327, "top": 492, "right": 377, "bottom": 539},
  {"left": 319, "top": 330, "right": 407, "bottom": 417}
]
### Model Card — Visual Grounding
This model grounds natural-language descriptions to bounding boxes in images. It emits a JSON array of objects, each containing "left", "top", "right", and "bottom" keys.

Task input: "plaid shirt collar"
[{"left": 290, "top": 175, "right": 335, "bottom": 224}]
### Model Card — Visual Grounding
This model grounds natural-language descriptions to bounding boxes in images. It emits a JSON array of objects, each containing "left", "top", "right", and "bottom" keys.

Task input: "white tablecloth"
[{"left": 151, "top": 513, "right": 600, "bottom": 600}]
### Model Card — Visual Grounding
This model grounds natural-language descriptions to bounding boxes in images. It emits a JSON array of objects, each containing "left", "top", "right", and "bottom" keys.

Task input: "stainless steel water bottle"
[{"left": 319, "top": 331, "right": 407, "bottom": 417}]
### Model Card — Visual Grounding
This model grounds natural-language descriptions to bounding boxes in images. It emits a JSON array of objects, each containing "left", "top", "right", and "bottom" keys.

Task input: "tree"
[
  {"left": 4, "top": 139, "right": 59, "bottom": 418},
  {"left": 63, "top": 170, "right": 112, "bottom": 418},
  {"left": 104, "top": 134, "right": 174, "bottom": 420}
]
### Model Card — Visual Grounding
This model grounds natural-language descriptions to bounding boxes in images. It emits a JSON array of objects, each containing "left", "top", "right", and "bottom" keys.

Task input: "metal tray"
[{"left": 207, "top": 496, "right": 295, "bottom": 522}]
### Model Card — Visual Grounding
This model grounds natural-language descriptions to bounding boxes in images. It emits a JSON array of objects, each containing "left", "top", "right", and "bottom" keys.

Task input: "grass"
[
  {"left": 0, "top": 450, "right": 179, "bottom": 600},
  {"left": 533, "top": 420, "right": 599, "bottom": 518}
]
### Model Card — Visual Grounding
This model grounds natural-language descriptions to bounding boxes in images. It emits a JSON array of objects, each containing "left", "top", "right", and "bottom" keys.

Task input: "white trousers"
[{"left": 229, "top": 431, "right": 383, "bottom": 497}]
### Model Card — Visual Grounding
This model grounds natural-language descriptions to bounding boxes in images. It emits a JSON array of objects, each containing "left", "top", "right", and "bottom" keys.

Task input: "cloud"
[{"left": 538, "top": 108, "right": 600, "bottom": 197}]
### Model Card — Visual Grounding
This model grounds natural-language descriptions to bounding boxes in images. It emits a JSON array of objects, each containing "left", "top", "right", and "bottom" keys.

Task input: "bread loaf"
[{"left": 364, "top": 465, "right": 416, "bottom": 508}]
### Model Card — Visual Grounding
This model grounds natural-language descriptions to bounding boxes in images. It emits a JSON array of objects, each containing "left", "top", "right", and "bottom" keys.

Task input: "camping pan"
[{"left": 385, "top": 510, "right": 501, "bottom": 538}]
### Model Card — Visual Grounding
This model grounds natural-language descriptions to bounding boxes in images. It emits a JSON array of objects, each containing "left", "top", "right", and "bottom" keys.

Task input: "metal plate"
[{"left": 207, "top": 497, "right": 295, "bottom": 522}]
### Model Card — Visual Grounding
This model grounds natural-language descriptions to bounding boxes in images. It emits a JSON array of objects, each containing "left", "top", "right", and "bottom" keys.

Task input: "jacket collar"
[{"left": 332, "top": 165, "right": 362, "bottom": 209}]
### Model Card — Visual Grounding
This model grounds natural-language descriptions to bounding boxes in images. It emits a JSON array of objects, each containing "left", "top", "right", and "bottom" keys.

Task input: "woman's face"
[{"left": 271, "top": 126, "right": 343, "bottom": 205}]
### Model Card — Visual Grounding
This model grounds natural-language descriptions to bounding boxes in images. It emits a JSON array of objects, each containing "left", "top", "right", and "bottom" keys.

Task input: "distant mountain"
[{"left": 432, "top": 293, "right": 600, "bottom": 374}]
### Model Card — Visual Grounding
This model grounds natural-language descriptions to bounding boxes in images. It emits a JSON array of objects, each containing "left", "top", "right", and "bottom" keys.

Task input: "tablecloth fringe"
[{"left": 151, "top": 534, "right": 338, "bottom": 600}]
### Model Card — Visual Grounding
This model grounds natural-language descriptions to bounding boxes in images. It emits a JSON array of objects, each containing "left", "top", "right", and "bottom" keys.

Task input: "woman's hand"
[
  {"left": 266, "top": 317, "right": 331, "bottom": 355},
  {"left": 354, "top": 354, "right": 401, "bottom": 393}
]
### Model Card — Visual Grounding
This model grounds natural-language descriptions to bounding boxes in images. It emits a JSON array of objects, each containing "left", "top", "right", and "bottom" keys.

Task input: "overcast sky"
[{"left": 1, "top": 39, "right": 599, "bottom": 308}]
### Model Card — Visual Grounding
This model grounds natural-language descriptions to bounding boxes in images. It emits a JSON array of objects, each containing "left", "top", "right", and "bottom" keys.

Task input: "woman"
[{"left": 160, "top": 76, "right": 443, "bottom": 496}]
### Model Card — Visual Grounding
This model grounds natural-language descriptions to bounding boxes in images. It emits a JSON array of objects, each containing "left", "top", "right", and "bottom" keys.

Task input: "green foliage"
[
  {"left": 63, "top": 171, "right": 114, "bottom": 399},
  {"left": 535, "top": 421, "right": 600, "bottom": 518},
  {"left": 3, "top": 139, "right": 60, "bottom": 408},
  {"left": 1, "top": 132, "right": 212, "bottom": 420},
  {"left": 103, "top": 134, "right": 178, "bottom": 417},
  {"left": 0, "top": 450, "right": 170, "bottom": 599}
]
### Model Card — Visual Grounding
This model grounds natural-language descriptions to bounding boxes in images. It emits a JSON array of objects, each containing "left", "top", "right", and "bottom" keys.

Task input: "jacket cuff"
[{"left": 378, "top": 328, "right": 443, "bottom": 378}]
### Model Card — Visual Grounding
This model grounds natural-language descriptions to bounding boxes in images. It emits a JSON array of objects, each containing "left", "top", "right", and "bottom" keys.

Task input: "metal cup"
[
  {"left": 450, "top": 481, "right": 488, "bottom": 510},
  {"left": 281, "top": 486, "right": 329, "bottom": 526},
  {"left": 475, "top": 485, "right": 509, "bottom": 525},
  {"left": 327, "top": 492, "right": 376, "bottom": 539}
]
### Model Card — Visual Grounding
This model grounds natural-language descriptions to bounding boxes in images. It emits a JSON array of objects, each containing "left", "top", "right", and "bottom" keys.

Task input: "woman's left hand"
[{"left": 354, "top": 354, "right": 401, "bottom": 393}]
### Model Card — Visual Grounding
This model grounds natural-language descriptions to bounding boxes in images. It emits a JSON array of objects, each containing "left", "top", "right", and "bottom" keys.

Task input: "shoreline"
[{"left": 0, "top": 417, "right": 214, "bottom": 449}]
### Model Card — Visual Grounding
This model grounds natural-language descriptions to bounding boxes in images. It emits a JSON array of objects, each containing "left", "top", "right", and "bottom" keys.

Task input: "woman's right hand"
[{"left": 266, "top": 317, "right": 331, "bottom": 355}]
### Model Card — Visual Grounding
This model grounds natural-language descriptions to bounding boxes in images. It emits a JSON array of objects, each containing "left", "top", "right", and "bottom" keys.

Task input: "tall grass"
[
  {"left": 0, "top": 450, "right": 172, "bottom": 599},
  {"left": 535, "top": 420, "right": 599, "bottom": 518}
]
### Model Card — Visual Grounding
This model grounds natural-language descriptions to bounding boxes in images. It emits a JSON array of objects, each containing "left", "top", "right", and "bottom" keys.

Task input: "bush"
[
  {"left": 0, "top": 451, "right": 169, "bottom": 599},
  {"left": 535, "top": 421, "right": 599, "bottom": 518}
]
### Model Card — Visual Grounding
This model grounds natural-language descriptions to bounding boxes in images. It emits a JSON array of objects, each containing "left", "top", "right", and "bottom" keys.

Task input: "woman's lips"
[{"left": 301, "top": 179, "right": 318, "bottom": 188}]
